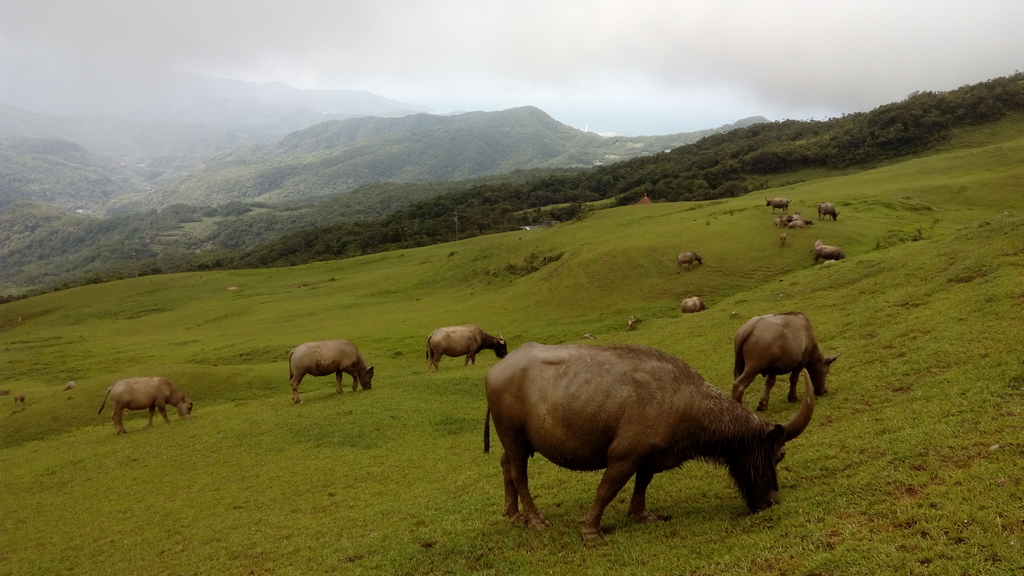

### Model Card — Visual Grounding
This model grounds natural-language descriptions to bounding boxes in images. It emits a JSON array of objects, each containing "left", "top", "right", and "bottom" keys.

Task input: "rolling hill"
[{"left": 1, "top": 113, "right": 1022, "bottom": 573}]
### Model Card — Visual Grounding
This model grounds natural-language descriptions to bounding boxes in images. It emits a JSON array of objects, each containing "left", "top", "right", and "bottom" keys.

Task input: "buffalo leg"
[
  {"left": 147, "top": 405, "right": 157, "bottom": 427},
  {"left": 157, "top": 403, "right": 170, "bottom": 423},
  {"left": 465, "top": 353, "right": 476, "bottom": 367},
  {"left": 112, "top": 407, "right": 127, "bottom": 435},
  {"left": 628, "top": 467, "right": 669, "bottom": 524},
  {"left": 289, "top": 375, "right": 303, "bottom": 403},
  {"left": 757, "top": 374, "right": 778, "bottom": 412},
  {"left": 581, "top": 460, "right": 639, "bottom": 540},
  {"left": 731, "top": 368, "right": 761, "bottom": 406},
  {"left": 335, "top": 371, "right": 344, "bottom": 394},
  {"left": 499, "top": 452, "right": 522, "bottom": 521},
  {"left": 350, "top": 372, "right": 359, "bottom": 392},
  {"left": 502, "top": 450, "right": 550, "bottom": 531},
  {"left": 787, "top": 371, "right": 801, "bottom": 402}
]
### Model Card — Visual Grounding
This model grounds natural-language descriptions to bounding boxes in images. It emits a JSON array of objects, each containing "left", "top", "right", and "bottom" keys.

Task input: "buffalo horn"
[{"left": 781, "top": 370, "right": 815, "bottom": 442}]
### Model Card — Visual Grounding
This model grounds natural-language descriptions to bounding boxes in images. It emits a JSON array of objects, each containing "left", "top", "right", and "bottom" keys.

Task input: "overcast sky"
[{"left": 2, "top": 0, "right": 1023, "bottom": 135}]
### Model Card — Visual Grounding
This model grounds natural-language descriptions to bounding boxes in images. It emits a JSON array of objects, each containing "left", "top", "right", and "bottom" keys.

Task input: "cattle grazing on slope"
[
  {"left": 14, "top": 394, "right": 25, "bottom": 404},
  {"left": 64, "top": 381, "right": 77, "bottom": 391},
  {"left": 812, "top": 241, "right": 845, "bottom": 264},
  {"left": 817, "top": 202, "right": 839, "bottom": 221},
  {"left": 426, "top": 325, "right": 507, "bottom": 372},
  {"left": 680, "top": 296, "right": 707, "bottom": 313},
  {"left": 779, "top": 232, "right": 787, "bottom": 247},
  {"left": 484, "top": 343, "right": 815, "bottom": 540},
  {"left": 766, "top": 197, "right": 790, "bottom": 213},
  {"left": 676, "top": 251, "right": 703, "bottom": 272},
  {"left": 97, "top": 377, "right": 193, "bottom": 435},
  {"left": 732, "top": 312, "right": 839, "bottom": 411},
  {"left": 288, "top": 340, "right": 374, "bottom": 403}
]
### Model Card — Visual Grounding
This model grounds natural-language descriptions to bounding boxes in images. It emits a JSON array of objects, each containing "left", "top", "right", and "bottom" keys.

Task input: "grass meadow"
[{"left": 2, "top": 117, "right": 1024, "bottom": 575}]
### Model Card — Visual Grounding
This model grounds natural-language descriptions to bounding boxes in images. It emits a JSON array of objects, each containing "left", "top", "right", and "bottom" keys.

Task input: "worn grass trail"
[{"left": 2, "top": 117, "right": 1024, "bottom": 575}]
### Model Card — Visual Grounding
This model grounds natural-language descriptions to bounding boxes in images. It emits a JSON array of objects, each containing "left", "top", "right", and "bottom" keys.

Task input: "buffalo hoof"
[
  {"left": 525, "top": 514, "right": 551, "bottom": 531},
  {"left": 632, "top": 510, "right": 671, "bottom": 524},
  {"left": 756, "top": 401, "right": 769, "bottom": 412},
  {"left": 787, "top": 394, "right": 798, "bottom": 403},
  {"left": 580, "top": 525, "right": 605, "bottom": 541}
]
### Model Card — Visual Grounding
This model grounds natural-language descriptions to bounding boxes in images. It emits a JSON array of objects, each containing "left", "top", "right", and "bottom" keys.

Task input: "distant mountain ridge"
[{"left": 109, "top": 107, "right": 764, "bottom": 211}]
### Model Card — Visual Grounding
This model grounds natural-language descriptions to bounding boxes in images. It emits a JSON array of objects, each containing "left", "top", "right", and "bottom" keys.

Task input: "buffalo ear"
[
  {"left": 825, "top": 354, "right": 840, "bottom": 365},
  {"left": 367, "top": 366, "right": 375, "bottom": 376}
]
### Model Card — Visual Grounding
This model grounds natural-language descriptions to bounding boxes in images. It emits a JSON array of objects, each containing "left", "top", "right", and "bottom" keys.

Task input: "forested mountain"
[
  {"left": 3, "top": 73, "right": 1022, "bottom": 297},
  {"left": 111, "top": 107, "right": 757, "bottom": 210},
  {"left": 0, "top": 136, "right": 146, "bottom": 211},
  {"left": 0, "top": 104, "right": 272, "bottom": 181}
]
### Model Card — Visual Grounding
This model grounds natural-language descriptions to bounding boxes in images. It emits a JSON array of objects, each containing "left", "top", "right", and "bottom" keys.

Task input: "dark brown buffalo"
[
  {"left": 14, "top": 394, "right": 25, "bottom": 404},
  {"left": 426, "top": 325, "right": 507, "bottom": 372},
  {"left": 97, "top": 377, "right": 193, "bottom": 435},
  {"left": 732, "top": 312, "right": 839, "bottom": 411},
  {"left": 288, "top": 340, "right": 374, "bottom": 403},
  {"left": 484, "top": 343, "right": 815, "bottom": 540}
]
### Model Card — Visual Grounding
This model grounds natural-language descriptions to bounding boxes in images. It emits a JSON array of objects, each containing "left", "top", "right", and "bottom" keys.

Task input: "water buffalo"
[
  {"left": 779, "top": 232, "right": 788, "bottom": 247},
  {"left": 14, "top": 394, "right": 25, "bottom": 404},
  {"left": 812, "top": 241, "right": 845, "bottom": 264},
  {"left": 97, "top": 377, "right": 193, "bottom": 435},
  {"left": 288, "top": 340, "right": 374, "bottom": 403},
  {"left": 732, "top": 312, "right": 839, "bottom": 411},
  {"left": 64, "top": 381, "right": 77, "bottom": 391},
  {"left": 676, "top": 251, "right": 703, "bottom": 272},
  {"left": 680, "top": 296, "right": 706, "bottom": 313},
  {"left": 766, "top": 197, "right": 790, "bottom": 213},
  {"left": 426, "top": 325, "right": 507, "bottom": 372},
  {"left": 484, "top": 343, "right": 815, "bottom": 540},
  {"left": 817, "top": 202, "right": 839, "bottom": 221}
]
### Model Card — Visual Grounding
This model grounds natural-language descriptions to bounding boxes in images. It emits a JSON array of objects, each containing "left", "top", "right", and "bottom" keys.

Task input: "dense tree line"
[{"left": 3, "top": 73, "right": 1023, "bottom": 300}]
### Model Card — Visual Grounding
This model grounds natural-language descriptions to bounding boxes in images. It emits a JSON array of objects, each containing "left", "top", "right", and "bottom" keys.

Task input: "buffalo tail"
[
  {"left": 483, "top": 407, "right": 491, "bottom": 453},
  {"left": 97, "top": 387, "right": 111, "bottom": 415}
]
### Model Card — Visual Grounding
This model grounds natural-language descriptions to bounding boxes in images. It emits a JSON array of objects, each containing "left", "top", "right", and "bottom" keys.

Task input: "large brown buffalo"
[
  {"left": 97, "top": 377, "right": 193, "bottom": 435},
  {"left": 732, "top": 312, "right": 839, "bottom": 411},
  {"left": 426, "top": 325, "right": 507, "bottom": 372},
  {"left": 288, "top": 340, "right": 374, "bottom": 403},
  {"left": 484, "top": 343, "right": 815, "bottom": 540}
]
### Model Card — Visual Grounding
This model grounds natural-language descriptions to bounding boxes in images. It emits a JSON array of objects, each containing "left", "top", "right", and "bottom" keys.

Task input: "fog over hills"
[{"left": 0, "top": 55, "right": 430, "bottom": 135}]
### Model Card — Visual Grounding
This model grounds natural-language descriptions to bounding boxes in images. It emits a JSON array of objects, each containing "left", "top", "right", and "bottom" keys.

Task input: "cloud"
[{"left": 3, "top": 0, "right": 1022, "bottom": 133}]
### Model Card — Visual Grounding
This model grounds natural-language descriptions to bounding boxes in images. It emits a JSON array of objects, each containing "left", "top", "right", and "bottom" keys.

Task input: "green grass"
[{"left": 2, "top": 117, "right": 1024, "bottom": 575}]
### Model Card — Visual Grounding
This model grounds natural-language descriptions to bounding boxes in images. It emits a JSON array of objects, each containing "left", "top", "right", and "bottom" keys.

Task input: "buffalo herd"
[{"left": 76, "top": 196, "right": 847, "bottom": 541}]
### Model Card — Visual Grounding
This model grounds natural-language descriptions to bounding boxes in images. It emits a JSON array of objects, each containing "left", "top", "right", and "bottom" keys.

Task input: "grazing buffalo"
[
  {"left": 0, "top": 389, "right": 10, "bottom": 395},
  {"left": 680, "top": 296, "right": 707, "bottom": 313},
  {"left": 676, "top": 251, "right": 703, "bottom": 272},
  {"left": 779, "top": 232, "right": 788, "bottom": 247},
  {"left": 14, "top": 394, "right": 25, "bottom": 404},
  {"left": 288, "top": 340, "right": 374, "bottom": 403},
  {"left": 64, "top": 381, "right": 77, "bottom": 391},
  {"left": 817, "top": 202, "right": 839, "bottom": 221},
  {"left": 426, "top": 325, "right": 507, "bottom": 372},
  {"left": 732, "top": 313, "right": 839, "bottom": 411},
  {"left": 812, "top": 241, "right": 845, "bottom": 264},
  {"left": 97, "top": 377, "right": 193, "bottom": 435},
  {"left": 766, "top": 197, "right": 790, "bottom": 213},
  {"left": 484, "top": 343, "right": 815, "bottom": 540}
]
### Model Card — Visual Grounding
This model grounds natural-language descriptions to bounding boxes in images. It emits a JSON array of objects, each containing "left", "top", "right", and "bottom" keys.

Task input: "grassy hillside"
[{"left": 1, "top": 119, "right": 1023, "bottom": 575}]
